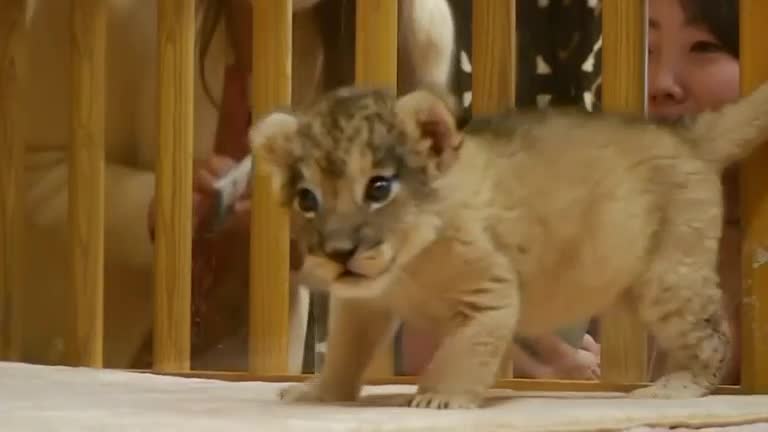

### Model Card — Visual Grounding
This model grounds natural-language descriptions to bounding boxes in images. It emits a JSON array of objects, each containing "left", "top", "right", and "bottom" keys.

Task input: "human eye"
[{"left": 689, "top": 40, "right": 726, "bottom": 54}]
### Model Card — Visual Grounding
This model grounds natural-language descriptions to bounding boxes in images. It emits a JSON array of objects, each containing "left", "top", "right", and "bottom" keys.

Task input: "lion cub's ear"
[
  {"left": 248, "top": 111, "right": 301, "bottom": 190},
  {"left": 394, "top": 88, "right": 463, "bottom": 179}
]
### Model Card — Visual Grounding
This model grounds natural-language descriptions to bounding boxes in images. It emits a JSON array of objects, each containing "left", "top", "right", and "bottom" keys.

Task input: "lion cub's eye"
[
  {"left": 295, "top": 187, "right": 320, "bottom": 215},
  {"left": 364, "top": 175, "right": 398, "bottom": 207}
]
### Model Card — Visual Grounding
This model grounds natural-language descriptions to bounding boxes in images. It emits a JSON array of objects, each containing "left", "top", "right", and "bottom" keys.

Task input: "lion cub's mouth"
[
  {"left": 336, "top": 269, "right": 371, "bottom": 282},
  {"left": 300, "top": 242, "right": 394, "bottom": 287},
  {"left": 343, "top": 242, "right": 394, "bottom": 279}
]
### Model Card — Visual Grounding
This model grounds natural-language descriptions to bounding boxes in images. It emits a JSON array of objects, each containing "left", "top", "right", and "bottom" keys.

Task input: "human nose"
[{"left": 648, "top": 60, "right": 685, "bottom": 110}]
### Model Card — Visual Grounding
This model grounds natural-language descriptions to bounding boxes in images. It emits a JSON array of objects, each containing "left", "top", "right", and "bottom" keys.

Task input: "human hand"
[
  {"left": 147, "top": 154, "right": 251, "bottom": 241},
  {"left": 510, "top": 333, "right": 601, "bottom": 380}
]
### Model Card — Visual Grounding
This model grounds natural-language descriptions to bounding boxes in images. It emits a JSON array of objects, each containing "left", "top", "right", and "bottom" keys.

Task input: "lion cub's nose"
[{"left": 325, "top": 246, "right": 358, "bottom": 266}]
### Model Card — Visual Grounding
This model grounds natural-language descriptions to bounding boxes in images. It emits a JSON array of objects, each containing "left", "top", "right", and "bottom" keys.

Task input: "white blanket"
[{"left": 1, "top": 361, "right": 767, "bottom": 432}]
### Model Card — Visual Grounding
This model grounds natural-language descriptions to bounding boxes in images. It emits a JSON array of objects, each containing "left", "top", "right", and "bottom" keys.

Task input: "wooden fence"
[{"left": 1, "top": 0, "right": 766, "bottom": 395}]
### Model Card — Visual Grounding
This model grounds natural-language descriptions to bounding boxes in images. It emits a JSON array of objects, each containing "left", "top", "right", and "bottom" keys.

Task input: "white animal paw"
[
  {"left": 628, "top": 372, "right": 711, "bottom": 399},
  {"left": 409, "top": 392, "right": 480, "bottom": 409}
]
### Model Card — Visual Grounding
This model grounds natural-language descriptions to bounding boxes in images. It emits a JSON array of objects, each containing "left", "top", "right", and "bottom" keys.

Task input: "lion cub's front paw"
[
  {"left": 409, "top": 392, "right": 480, "bottom": 409},
  {"left": 278, "top": 381, "right": 357, "bottom": 404}
]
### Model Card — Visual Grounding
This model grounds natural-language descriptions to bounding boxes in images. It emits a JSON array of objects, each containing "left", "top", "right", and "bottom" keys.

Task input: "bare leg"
[
  {"left": 279, "top": 295, "right": 396, "bottom": 403},
  {"left": 411, "top": 276, "right": 520, "bottom": 409},
  {"left": 509, "top": 334, "right": 601, "bottom": 380}
]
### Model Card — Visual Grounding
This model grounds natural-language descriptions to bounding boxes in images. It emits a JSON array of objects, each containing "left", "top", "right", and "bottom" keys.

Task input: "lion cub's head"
[{"left": 249, "top": 86, "right": 462, "bottom": 291}]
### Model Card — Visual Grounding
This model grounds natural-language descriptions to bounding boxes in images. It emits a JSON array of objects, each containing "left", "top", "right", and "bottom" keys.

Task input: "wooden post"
[
  {"left": 355, "top": 0, "right": 398, "bottom": 378},
  {"left": 471, "top": 0, "right": 516, "bottom": 376},
  {"left": 739, "top": 0, "right": 768, "bottom": 394},
  {"left": 355, "top": 0, "right": 398, "bottom": 88},
  {"left": 153, "top": 0, "right": 195, "bottom": 372},
  {"left": 471, "top": 0, "right": 516, "bottom": 115},
  {"left": 69, "top": 0, "right": 107, "bottom": 368},
  {"left": 249, "top": 0, "right": 292, "bottom": 374},
  {"left": 0, "top": 0, "right": 25, "bottom": 361},
  {"left": 599, "top": 0, "right": 649, "bottom": 383}
]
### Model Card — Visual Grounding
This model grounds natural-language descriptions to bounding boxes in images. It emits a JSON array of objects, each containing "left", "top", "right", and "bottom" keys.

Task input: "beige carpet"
[{"left": 1, "top": 361, "right": 767, "bottom": 431}]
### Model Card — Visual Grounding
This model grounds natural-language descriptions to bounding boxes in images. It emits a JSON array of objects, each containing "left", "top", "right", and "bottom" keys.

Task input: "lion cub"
[{"left": 248, "top": 82, "right": 768, "bottom": 409}]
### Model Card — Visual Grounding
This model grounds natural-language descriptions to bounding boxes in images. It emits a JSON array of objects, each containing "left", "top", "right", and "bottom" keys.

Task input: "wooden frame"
[
  {"left": 0, "top": 0, "right": 25, "bottom": 362},
  {"left": 1, "top": 0, "right": 766, "bottom": 397}
]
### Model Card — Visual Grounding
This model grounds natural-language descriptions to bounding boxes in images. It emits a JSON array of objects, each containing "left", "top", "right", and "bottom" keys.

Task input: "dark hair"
[{"left": 679, "top": 0, "right": 739, "bottom": 58}]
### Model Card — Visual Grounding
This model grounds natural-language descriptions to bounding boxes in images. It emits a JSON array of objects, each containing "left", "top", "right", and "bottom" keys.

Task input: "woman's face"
[{"left": 647, "top": 0, "right": 740, "bottom": 122}]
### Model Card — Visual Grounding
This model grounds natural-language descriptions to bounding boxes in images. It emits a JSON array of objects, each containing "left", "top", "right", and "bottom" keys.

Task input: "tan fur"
[{"left": 249, "top": 81, "right": 768, "bottom": 409}]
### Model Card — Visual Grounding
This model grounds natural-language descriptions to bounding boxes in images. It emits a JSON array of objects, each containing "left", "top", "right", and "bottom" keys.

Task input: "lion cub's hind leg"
[
  {"left": 628, "top": 178, "right": 731, "bottom": 399},
  {"left": 412, "top": 272, "right": 520, "bottom": 409}
]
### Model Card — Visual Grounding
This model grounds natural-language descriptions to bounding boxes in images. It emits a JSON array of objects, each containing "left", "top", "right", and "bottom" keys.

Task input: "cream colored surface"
[{"left": 2, "top": 361, "right": 768, "bottom": 432}]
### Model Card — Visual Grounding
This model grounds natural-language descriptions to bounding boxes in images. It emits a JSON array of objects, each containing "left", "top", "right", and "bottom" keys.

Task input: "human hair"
[
  {"left": 197, "top": 0, "right": 227, "bottom": 109},
  {"left": 195, "top": 0, "right": 358, "bottom": 110},
  {"left": 679, "top": 0, "right": 739, "bottom": 58}
]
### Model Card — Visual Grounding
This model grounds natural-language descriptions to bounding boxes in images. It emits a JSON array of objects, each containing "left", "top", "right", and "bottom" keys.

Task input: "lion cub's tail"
[{"left": 688, "top": 81, "right": 768, "bottom": 169}]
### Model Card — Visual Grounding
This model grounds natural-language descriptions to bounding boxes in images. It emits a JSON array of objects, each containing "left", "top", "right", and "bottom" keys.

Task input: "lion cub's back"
[{"left": 478, "top": 111, "right": 683, "bottom": 332}]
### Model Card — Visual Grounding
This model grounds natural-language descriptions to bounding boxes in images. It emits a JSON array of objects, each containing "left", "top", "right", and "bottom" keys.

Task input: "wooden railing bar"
[
  {"left": 738, "top": 0, "right": 768, "bottom": 394},
  {"left": 0, "top": 0, "right": 25, "bottom": 362},
  {"left": 599, "top": 0, "right": 649, "bottom": 383},
  {"left": 69, "top": 0, "right": 107, "bottom": 368},
  {"left": 471, "top": 0, "right": 516, "bottom": 115},
  {"left": 355, "top": 0, "right": 398, "bottom": 89},
  {"left": 354, "top": 0, "right": 399, "bottom": 378},
  {"left": 470, "top": 0, "right": 516, "bottom": 376},
  {"left": 153, "top": 0, "right": 195, "bottom": 372},
  {"left": 248, "top": 0, "right": 292, "bottom": 375}
]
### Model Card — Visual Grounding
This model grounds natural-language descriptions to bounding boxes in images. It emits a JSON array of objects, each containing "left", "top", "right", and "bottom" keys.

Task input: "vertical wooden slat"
[
  {"left": 355, "top": 0, "right": 398, "bottom": 378},
  {"left": 599, "top": 0, "right": 649, "bottom": 383},
  {"left": 249, "top": 0, "right": 292, "bottom": 374},
  {"left": 739, "top": 0, "right": 768, "bottom": 394},
  {"left": 0, "top": 0, "right": 25, "bottom": 361},
  {"left": 471, "top": 0, "right": 516, "bottom": 376},
  {"left": 69, "top": 0, "right": 106, "bottom": 368},
  {"left": 153, "top": 0, "right": 195, "bottom": 372},
  {"left": 471, "top": 0, "right": 516, "bottom": 115},
  {"left": 355, "top": 0, "right": 398, "bottom": 88}
]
